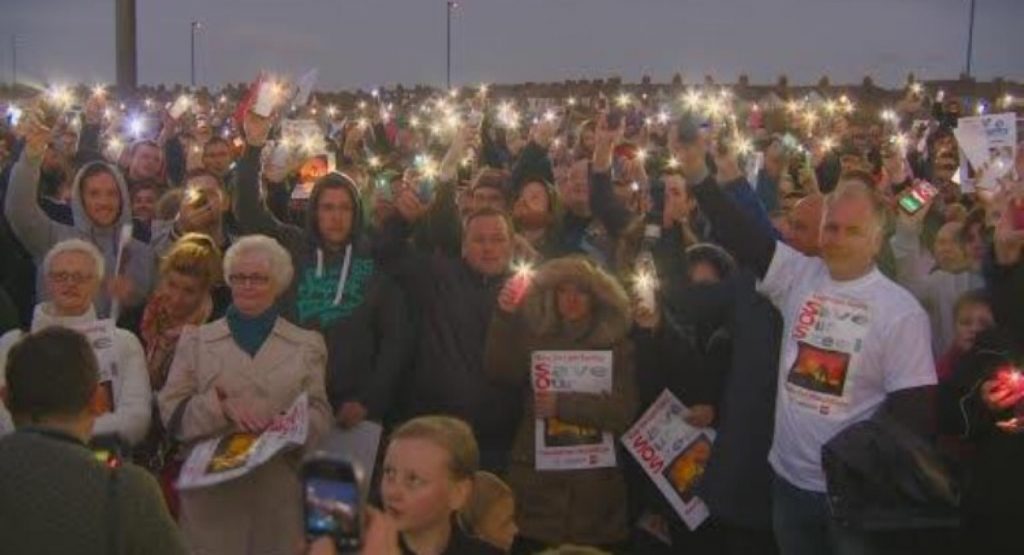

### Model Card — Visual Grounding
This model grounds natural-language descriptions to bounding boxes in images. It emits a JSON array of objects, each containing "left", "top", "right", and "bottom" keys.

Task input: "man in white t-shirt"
[{"left": 674, "top": 131, "right": 937, "bottom": 555}]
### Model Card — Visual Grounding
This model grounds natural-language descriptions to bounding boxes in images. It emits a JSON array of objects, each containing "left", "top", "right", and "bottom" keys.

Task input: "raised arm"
[
  {"left": 589, "top": 115, "right": 635, "bottom": 239},
  {"left": 232, "top": 111, "right": 303, "bottom": 244},
  {"left": 3, "top": 121, "right": 68, "bottom": 258},
  {"left": 678, "top": 135, "right": 777, "bottom": 279}
]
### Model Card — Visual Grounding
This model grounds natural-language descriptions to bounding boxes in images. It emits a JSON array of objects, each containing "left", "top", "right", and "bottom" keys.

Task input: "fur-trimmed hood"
[{"left": 521, "top": 256, "right": 632, "bottom": 348}]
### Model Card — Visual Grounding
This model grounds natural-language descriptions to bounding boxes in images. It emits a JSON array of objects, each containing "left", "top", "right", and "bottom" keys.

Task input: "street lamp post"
[
  {"left": 11, "top": 35, "right": 17, "bottom": 87},
  {"left": 190, "top": 20, "right": 201, "bottom": 87},
  {"left": 965, "top": 0, "right": 976, "bottom": 78},
  {"left": 446, "top": 1, "right": 457, "bottom": 90}
]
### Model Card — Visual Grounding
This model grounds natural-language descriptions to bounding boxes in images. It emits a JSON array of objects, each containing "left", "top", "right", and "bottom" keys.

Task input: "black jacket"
[
  {"left": 375, "top": 217, "right": 522, "bottom": 453},
  {"left": 676, "top": 271, "right": 782, "bottom": 531},
  {"left": 939, "top": 328, "right": 1024, "bottom": 538}
]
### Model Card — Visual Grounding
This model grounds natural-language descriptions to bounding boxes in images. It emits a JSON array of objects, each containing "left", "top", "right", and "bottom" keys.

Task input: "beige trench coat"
[{"left": 158, "top": 316, "right": 332, "bottom": 555}]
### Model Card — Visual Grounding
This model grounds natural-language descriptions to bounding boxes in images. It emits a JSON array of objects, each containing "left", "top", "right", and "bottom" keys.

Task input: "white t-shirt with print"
[{"left": 758, "top": 243, "right": 936, "bottom": 492}]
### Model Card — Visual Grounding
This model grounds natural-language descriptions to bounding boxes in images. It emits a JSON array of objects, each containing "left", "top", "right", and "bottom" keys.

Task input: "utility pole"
[
  {"left": 190, "top": 20, "right": 201, "bottom": 87},
  {"left": 446, "top": 1, "right": 456, "bottom": 89},
  {"left": 11, "top": 35, "right": 17, "bottom": 87},
  {"left": 965, "top": 0, "right": 977, "bottom": 77},
  {"left": 115, "top": 0, "right": 138, "bottom": 94}
]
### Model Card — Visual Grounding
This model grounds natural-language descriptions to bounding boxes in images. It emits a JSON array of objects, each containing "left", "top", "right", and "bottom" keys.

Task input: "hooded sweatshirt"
[
  {"left": 233, "top": 146, "right": 409, "bottom": 418},
  {"left": 0, "top": 303, "right": 151, "bottom": 445},
  {"left": 4, "top": 153, "right": 155, "bottom": 318}
]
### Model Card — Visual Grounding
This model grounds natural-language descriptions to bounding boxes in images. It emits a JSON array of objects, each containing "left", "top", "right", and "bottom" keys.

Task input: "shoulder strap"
[{"left": 107, "top": 465, "right": 123, "bottom": 555}]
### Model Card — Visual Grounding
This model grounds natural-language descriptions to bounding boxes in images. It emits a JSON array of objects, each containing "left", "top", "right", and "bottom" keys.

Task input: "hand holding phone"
[{"left": 303, "top": 454, "right": 363, "bottom": 552}]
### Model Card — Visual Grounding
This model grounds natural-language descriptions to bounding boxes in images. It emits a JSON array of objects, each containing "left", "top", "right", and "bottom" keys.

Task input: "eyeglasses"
[
  {"left": 47, "top": 271, "right": 97, "bottom": 285},
  {"left": 227, "top": 273, "right": 271, "bottom": 287}
]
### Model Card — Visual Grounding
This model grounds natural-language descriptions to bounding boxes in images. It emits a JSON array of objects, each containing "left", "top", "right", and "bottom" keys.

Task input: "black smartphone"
[
  {"left": 302, "top": 454, "right": 362, "bottom": 552},
  {"left": 675, "top": 114, "right": 702, "bottom": 144},
  {"left": 606, "top": 107, "right": 624, "bottom": 130}
]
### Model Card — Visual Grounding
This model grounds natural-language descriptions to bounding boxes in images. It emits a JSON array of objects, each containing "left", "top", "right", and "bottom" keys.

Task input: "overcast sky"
[{"left": 2, "top": 0, "right": 1021, "bottom": 90}]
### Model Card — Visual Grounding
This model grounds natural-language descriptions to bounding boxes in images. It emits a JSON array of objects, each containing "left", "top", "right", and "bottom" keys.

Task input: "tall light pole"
[
  {"left": 10, "top": 35, "right": 17, "bottom": 87},
  {"left": 446, "top": 1, "right": 457, "bottom": 89},
  {"left": 190, "top": 20, "right": 201, "bottom": 87},
  {"left": 965, "top": 0, "right": 976, "bottom": 77},
  {"left": 115, "top": 0, "right": 138, "bottom": 94}
]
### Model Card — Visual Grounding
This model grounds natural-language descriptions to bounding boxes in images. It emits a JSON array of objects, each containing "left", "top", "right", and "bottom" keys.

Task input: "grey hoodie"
[{"left": 4, "top": 153, "right": 155, "bottom": 318}]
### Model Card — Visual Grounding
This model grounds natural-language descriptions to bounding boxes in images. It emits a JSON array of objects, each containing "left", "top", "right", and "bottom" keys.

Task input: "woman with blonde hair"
[
  {"left": 141, "top": 233, "right": 227, "bottom": 391},
  {"left": 460, "top": 471, "right": 518, "bottom": 552},
  {"left": 381, "top": 415, "right": 503, "bottom": 555}
]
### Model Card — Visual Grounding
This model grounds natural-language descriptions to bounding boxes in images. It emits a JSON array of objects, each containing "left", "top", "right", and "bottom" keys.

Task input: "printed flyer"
[
  {"left": 622, "top": 390, "right": 715, "bottom": 530},
  {"left": 531, "top": 351, "right": 616, "bottom": 471},
  {"left": 178, "top": 393, "right": 309, "bottom": 490}
]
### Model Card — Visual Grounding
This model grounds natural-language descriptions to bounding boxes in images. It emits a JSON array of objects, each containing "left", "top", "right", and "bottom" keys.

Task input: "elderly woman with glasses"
[
  {"left": 158, "top": 234, "right": 332, "bottom": 555},
  {"left": 0, "top": 239, "right": 151, "bottom": 444}
]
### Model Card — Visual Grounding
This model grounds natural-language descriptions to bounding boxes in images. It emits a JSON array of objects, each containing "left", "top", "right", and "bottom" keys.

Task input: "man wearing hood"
[
  {"left": 4, "top": 118, "right": 155, "bottom": 320},
  {"left": 233, "top": 111, "right": 409, "bottom": 428}
]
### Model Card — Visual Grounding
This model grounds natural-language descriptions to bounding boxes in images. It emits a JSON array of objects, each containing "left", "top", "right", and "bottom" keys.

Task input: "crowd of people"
[{"left": 0, "top": 74, "right": 1022, "bottom": 555}]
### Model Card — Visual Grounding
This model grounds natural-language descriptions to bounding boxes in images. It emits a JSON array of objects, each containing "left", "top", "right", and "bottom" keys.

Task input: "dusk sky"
[{"left": 2, "top": 0, "right": 1021, "bottom": 90}]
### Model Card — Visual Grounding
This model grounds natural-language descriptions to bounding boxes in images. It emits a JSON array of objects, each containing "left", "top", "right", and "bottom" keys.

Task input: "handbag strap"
[{"left": 107, "top": 464, "right": 123, "bottom": 555}]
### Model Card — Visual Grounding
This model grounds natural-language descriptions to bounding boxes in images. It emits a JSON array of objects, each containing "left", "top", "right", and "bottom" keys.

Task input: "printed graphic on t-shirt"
[
  {"left": 786, "top": 293, "right": 870, "bottom": 416},
  {"left": 296, "top": 258, "right": 374, "bottom": 327}
]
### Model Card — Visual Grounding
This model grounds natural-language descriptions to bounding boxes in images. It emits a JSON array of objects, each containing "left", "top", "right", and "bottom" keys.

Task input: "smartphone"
[
  {"left": 675, "top": 114, "right": 701, "bottom": 144},
  {"left": 898, "top": 181, "right": 938, "bottom": 215},
  {"left": 169, "top": 95, "right": 192, "bottom": 120},
  {"left": 1011, "top": 198, "right": 1024, "bottom": 231},
  {"left": 466, "top": 109, "right": 485, "bottom": 129},
  {"left": 606, "top": 107, "right": 624, "bottom": 130},
  {"left": 302, "top": 454, "right": 362, "bottom": 551},
  {"left": 252, "top": 81, "right": 279, "bottom": 118}
]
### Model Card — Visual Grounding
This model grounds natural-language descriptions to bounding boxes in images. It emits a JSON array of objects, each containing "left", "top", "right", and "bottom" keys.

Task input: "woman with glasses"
[
  {"left": 158, "top": 234, "right": 332, "bottom": 555},
  {"left": 0, "top": 239, "right": 151, "bottom": 445}
]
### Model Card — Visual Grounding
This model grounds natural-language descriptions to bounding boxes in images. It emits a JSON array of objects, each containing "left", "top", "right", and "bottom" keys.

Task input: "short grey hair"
[
  {"left": 223, "top": 235, "right": 294, "bottom": 293},
  {"left": 43, "top": 239, "right": 105, "bottom": 279},
  {"left": 824, "top": 180, "right": 890, "bottom": 239}
]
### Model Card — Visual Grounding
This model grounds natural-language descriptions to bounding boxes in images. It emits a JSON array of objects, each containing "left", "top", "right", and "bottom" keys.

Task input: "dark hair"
[
  {"left": 79, "top": 163, "right": 120, "bottom": 191},
  {"left": 462, "top": 206, "right": 513, "bottom": 233},
  {"left": 5, "top": 327, "right": 98, "bottom": 422},
  {"left": 185, "top": 168, "right": 224, "bottom": 190},
  {"left": 953, "top": 289, "right": 992, "bottom": 319},
  {"left": 202, "top": 137, "right": 232, "bottom": 156},
  {"left": 686, "top": 243, "right": 736, "bottom": 281}
]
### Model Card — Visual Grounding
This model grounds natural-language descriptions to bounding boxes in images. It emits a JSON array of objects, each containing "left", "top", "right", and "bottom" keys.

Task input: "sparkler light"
[{"left": 91, "top": 84, "right": 107, "bottom": 98}]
